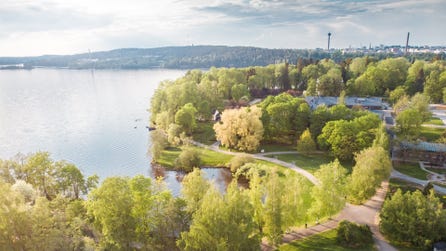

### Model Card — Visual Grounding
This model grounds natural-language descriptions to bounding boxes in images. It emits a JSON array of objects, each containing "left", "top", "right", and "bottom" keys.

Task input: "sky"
[{"left": 0, "top": 0, "right": 445, "bottom": 56}]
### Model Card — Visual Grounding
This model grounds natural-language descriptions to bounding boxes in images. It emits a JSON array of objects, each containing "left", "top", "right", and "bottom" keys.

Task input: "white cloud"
[{"left": 0, "top": 0, "right": 444, "bottom": 56}]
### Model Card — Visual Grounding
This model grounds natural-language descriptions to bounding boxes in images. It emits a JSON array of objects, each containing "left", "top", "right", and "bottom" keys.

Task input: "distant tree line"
[{"left": 0, "top": 45, "right": 443, "bottom": 70}]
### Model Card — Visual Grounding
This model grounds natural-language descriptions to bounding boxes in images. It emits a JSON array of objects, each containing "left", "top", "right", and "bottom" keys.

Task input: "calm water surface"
[{"left": 0, "top": 68, "right": 232, "bottom": 195}]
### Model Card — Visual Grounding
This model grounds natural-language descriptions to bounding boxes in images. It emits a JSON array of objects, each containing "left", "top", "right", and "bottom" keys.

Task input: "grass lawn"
[
  {"left": 192, "top": 121, "right": 216, "bottom": 144},
  {"left": 393, "top": 162, "right": 429, "bottom": 180},
  {"left": 199, "top": 148, "right": 233, "bottom": 167},
  {"left": 388, "top": 178, "right": 446, "bottom": 205},
  {"left": 259, "top": 143, "right": 297, "bottom": 152},
  {"left": 156, "top": 147, "right": 181, "bottom": 168},
  {"left": 279, "top": 229, "right": 377, "bottom": 251},
  {"left": 423, "top": 117, "right": 445, "bottom": 126},
  {"left": 426, "top": 167, "right": 446, "bottom": 175},
  {"left": 420, "top": 126, "right": 444, "bottom": 142},
  {"left": 269, "top": 153, "right": 354, "bottom": 173},
  {"left": 156, "top": 146, "right": 233, "bottom": 169},
  {"left": 388, "top": 178, "right": 422, "bottom": 194}
]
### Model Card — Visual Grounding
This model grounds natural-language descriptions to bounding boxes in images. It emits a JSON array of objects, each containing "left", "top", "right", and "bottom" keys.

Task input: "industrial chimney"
[
  {"left": 405, "top": 32, "right": 410, "bottom": 54},
  {"left": 328, "top": 32, "right": 332, "bottom": 51}
]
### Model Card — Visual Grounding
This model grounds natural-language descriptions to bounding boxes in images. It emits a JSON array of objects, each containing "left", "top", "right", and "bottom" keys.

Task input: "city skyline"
[{"left": 0, "top": 0, "right": 445, "bottom": 56}]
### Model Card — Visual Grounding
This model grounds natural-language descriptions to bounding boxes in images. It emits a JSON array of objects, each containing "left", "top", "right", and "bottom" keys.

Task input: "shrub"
[
  {"left": 175, "top": 148, "right": 201, "bottom": 172},
  {"left": 228, "top": 154, "right": 255, "bottom": 172},
  {"left": 336, "top": 220, "right": 373, "bottom": 248}
]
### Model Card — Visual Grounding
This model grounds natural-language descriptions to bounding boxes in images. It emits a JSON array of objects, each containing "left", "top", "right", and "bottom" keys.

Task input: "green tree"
[
  {"left": 55, "top": 161, "right": 86, "bottom": 199},
  {"left": 154, "top": 111, "right": 172, "bottom": 131},
  {"left": 373, "top": 123, "right": 390, "bottom": 151},
  {"left": 309, "top": 105, "right": 331, "bottom": 140},
  {"left": 348, "top": 146, "right": 391, "bottom": 204},
  {"left": 181, "top": 168, "right": 210, "bottom": 214},
  {"left": 388, "top": 86, "right": 407, "bottom": 105},
  {"left": 305, "top": 78, "right": 317, "bottom": 96},
  {"left": 22, "top": 152, "right": 56, "bottom": 199},
  {"left": 150, "top": 130, "right": 169, "bottom": 162},
  {"left": 178, "top": 182, "right": 258, "bottom": 251},
  {"left": 275, "top": 63, "right": 290, "bottom": 90},
  {"left": 11, "top": 180, "right": 36, "bottom": 203},
  {"left": 0, "top": 181, "right": 32, "bottom": 251},
  {"left": 405, "top": 60, "right": 425, "bottom": 95},
  {"left": 309, "top": 160, "right": 347, "bottom": 219},
  {"left": 348, "top": 57, "right": 367, "bottom": 77},
  {"left": 297, "top": 128, "right": 316, "bottom": 154},
  {"left": 380, "top": 189, "right": 446, "bottom": 249},
  {"left": 214, "top": 106, "right": 264, "bottom": 152},
  {"left": 175, "top": 147, "right": 201, "bottom": 172},
  {"left": 130, "top": 176, "right": 181, "bottom": 249},
  {"left": 396, "top": 108, "right": 422, "bottom": 141},
  {"left": 410, "top": 92, "right": 431, "bottom": 122},
  {"left": 424, "top": 70, "right": 446, "bottom": 103},
  {"left": 443, "top": 87, "right": 446, "bottom": 103},
  {"left": 263, "top": 171, "right": 285, "bottom": 246},
  {"left": 228, "top": 154, "right": 254, "bottom": 173},
  {"left": 260, "top": 93, "right": 307, "bottom": 143},
  {"left": 87, "top": 177, "right": 136, "bottom": 250},
  {"left": 318, "top": 113, "right": 381, "bottom": 160},
  {"left": 231, "top": 83, "right": 250, "bottom": 102},
  {"left": 317, "top": 68, "right": 344, "bottom": 96},
  {"left": 336, "top": 220, "right": 373, "bottom": 248},
  {"left": 175, "top": 103, "right": 197, "bottom": 134}
]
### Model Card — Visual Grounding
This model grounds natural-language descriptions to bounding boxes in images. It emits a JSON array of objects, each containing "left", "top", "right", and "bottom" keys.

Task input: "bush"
[
  {"left": 228, "top": 154, "right": 255, "bottom": 172},
  {"left": 150, "top": 130, "right": 169, "bottom": 161},
  {"left": 175, "top": 148, "right": 201, "bottom": 172},
  {"left": 336, "top": 220, "right": 373, "bottom": 248}
]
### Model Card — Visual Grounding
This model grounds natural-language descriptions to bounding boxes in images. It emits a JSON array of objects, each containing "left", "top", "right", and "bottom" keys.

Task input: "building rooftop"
[
  {"left": 401, "top": 141, "right": 446, "bottom": 153},
  {"left": 305, "top": 96, "right": 389, "bottom": 110}
]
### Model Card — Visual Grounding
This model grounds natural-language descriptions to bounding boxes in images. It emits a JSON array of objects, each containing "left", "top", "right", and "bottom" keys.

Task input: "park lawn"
[
  {"left": 279, "top": 229, "right": 376, "bottom": 251},
  {"left": 192, "top": 121, "right": 216, "bottom": 144},
  {"left": 157, "top": 146, "right": 232, "bottom": 169},
  {"left": 259, "top": 143, "right": 297, "bottom": 152},
  {"left": 420, "top": 126, "right": 444, "bottom": 142},
  {"left": 388, "top": 178, "right": 446, "bottom": 204},
  {"left": 426, "top": 167, "right": 446, "bottom": 174},
  {"left": 156, "top": 147, "right": 181, "bottom": 168},
  {"left": 270, "top": 153, "right": 354, "bottom": 173},
  {"left": 388, "top": 178, "right": 422, "bottom": 194},
  {"left": 423, "top": 117, "right": 445, "bottom": 126},
  {"left": 393, "top": 162, "right": 429, "bottom": 180},
  {"left": 199, "top": 148, "right": 233, "bottom": 167},
  {"left": 254, "top": 158, "right": 319, "bottom": 225}
]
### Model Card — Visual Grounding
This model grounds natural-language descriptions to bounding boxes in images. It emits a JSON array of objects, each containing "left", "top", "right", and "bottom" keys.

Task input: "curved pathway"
[
  {"left": 262, "top": 181, "right": 396, "bottom": 251},
  {"left": 189, "top": 140, "right": 319, "bottom": 185},
  {"left": 391, "top": 169, "right": 446, "bottom": 194},
  {"left": 189, "top": 140, "right": 395, "bottom": 250}
]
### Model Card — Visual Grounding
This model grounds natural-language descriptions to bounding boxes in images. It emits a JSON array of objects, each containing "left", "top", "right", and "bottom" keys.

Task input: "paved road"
[
  {"left": 391, "top": 169, "right": 446, "bottom": 194},
  {"left": 253, "top": 155, "right": 319, "bottom": 185},
  {"left": 262, "top": 181, "right": 397, "bottom": 251},
  {"left": 189, "top": 140, "right": 319, "bottom": 185},
  {"left": 189, "top": 140, "right": 396, "bottom": 250}
]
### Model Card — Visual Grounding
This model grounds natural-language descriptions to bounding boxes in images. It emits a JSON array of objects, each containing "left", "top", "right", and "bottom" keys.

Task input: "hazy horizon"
[{"left": 1, "top": 0, "right": 445, "bottom": 57}]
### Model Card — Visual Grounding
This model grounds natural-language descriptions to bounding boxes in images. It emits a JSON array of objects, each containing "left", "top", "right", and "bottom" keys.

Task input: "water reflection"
[
  {"left": 0, "top": 68, "right": 244, "bottom": 195},
  {"left": 149, "top": 164, "right": 247, "bottom": 196}
]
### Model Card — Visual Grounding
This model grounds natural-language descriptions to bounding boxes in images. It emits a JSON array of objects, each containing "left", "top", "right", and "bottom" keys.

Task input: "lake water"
[{"left": 0, "top": 68, "right": 232, "bottom": 196}]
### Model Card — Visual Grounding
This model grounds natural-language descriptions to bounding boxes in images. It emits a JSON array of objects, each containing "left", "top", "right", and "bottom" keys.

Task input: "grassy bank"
[
  {"left": 279, "top": 229, "right": 376, "bottom": 251},
  {"left": 393, "top": 162, "right": 428, "bottom": 180},
  {"left": 156, "top": 146, "right": 233, "bottom": 169},
  {"left": 270, "top": 153, "right": 354, "bottom": 173}
]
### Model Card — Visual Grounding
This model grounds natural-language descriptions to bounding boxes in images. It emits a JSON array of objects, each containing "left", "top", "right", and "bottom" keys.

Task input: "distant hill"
[{"left": 0, "top": 45, "right": 438, "bottom": 70}]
